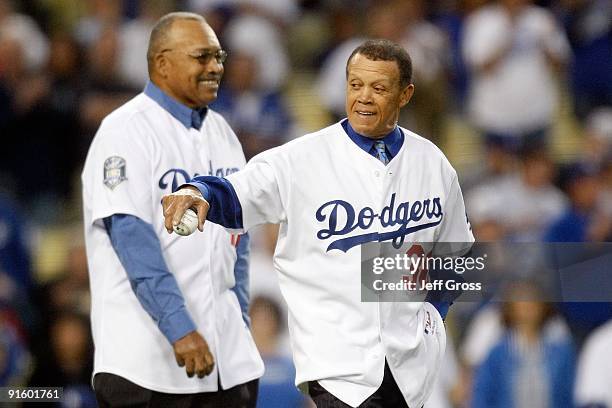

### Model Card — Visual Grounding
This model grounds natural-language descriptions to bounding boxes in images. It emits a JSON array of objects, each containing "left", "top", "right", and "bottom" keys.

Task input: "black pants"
[
  {"left": 93, "top": 373, "right": 258, "bottom": 408},
  {"left": 308, "top": 361, "right": 416, "bottom": 408}
]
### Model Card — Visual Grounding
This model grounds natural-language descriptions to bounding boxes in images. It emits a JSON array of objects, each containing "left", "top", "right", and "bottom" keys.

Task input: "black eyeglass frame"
[{"left": 160, "top": 48, "right": 228, "bottom": 65}]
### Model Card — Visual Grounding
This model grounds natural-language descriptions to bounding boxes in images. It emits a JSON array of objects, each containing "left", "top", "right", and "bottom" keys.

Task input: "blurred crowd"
[{"left": 0, "top": 0, "right": 611, "bottom": 407}]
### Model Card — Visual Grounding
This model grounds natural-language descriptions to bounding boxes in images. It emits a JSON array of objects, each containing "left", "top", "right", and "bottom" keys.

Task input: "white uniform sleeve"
[
  {"left": 435, "top": 174, "right": 475, "bottom": 248},
  {"left": 84, "top": 117, "right": 153, "bottom": 226},
  {"left": 226, "top": 155, "right": 286, "bottom": 231}
]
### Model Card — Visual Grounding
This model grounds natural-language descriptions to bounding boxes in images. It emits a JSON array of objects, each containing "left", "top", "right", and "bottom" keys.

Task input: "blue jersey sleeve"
[
  {"left": 185, "top": 176, "right": 244, "bottom": 228},
  {"left": 104, "top": 214, "right": 196, "bottom": 344}
]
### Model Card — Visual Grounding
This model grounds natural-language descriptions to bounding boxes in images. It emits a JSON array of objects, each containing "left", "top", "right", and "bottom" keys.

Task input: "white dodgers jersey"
[
  {"left": 227, "top": 121, "right": 474, "bottom": 407},
  {"left": 82, "top": 93, "right": 263, "bottom": 393}
]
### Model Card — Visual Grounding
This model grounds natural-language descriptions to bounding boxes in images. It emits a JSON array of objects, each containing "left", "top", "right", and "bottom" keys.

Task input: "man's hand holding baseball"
[
  {"left": 173, "top": 331, "right": 215, "bottom": 378},
  {"left": 162, "top": 186, "right": 209, "bottom": 234}
]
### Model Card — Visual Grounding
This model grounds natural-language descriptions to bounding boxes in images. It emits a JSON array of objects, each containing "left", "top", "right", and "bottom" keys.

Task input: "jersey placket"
[{"left": 192, "top": 124, "right": 225, "bottom": 385}]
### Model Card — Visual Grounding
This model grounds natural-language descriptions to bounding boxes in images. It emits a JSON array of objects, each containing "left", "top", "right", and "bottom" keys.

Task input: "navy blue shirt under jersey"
[
  {"left": 103, "top": 82, "right": 252, "bottom": 345},
  {"left": 187, "top": 120, "right": 452, "bottom": 319},
  {"left": 341, "top": 119, "right": 404, "bottom": 159}
]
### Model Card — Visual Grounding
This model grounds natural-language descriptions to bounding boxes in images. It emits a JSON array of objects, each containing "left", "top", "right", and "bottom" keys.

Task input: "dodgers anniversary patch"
[{"left": 103, "top": 156, "right": 127, "bottom": 189}]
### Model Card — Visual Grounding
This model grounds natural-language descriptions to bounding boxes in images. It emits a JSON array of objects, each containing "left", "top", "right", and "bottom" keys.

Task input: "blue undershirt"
[
  {"left": 103, "top": 83, "right": 252, "bottom": 345},
  {"left": 187, "top": 120, "right": 451, "bottom": 319},
  {"left": 104, "top": 215, "right": 197, "bottom": 343},
  {"left": 143, "top": 81, "right": 207, "bottom": 130}
]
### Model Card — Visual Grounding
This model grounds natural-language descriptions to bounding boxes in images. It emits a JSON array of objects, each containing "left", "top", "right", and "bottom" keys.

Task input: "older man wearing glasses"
[{"left": 81, "top": 12, "right": 263, "bottom": 407}]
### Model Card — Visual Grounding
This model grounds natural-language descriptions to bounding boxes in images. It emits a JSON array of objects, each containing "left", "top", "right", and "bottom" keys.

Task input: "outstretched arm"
[
  {"left": 162, "top": 176, "right": 244, "bottom": 233},
  {"left": 162, "top": 158, "right": 286, "bottom": 233}
]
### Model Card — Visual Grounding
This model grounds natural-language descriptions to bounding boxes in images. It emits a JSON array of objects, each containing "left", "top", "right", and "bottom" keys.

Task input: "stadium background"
[{"left": 0, "top": 0, "right": 610, "bottom": 406}]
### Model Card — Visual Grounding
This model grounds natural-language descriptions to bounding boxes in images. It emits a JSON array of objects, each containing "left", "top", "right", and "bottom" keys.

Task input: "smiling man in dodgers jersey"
[
  {"left": 162, "top": 39, "right": 474, "bottom": 408},
  {"left": 82, "top": 12, "right": 263, "bottom": 408}
]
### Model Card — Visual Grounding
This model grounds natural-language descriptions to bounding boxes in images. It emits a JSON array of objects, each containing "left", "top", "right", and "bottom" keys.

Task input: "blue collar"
[
  {"left": 144, "top": 81, "right": 207, "bottom": 130},
  {"left": 341, "top": 119, "right": 404, "bottom": 158}
]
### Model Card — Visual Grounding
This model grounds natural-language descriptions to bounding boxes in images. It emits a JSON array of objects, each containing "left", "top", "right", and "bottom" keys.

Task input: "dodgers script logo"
[
  {"left": 316, "top": 193, "right": 443, "bottom": 252},
  {"left": 158, "top": 160, "right": 239, "bottom": 192}
]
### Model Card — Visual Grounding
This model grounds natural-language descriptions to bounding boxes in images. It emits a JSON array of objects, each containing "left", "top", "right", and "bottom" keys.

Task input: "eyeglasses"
[{"left": 161, "top": 49, "right": 228, "bottom": 65}]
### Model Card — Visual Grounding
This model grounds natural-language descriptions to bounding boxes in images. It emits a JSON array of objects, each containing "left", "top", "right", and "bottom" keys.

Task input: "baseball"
[{"left": 173, "top": 208, "right": 198, "bottom": 236}]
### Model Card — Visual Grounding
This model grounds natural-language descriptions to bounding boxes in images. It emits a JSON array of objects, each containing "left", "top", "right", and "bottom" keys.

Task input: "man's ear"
[
  {"left": 156, "top": 53, "right": 169, "bottom": 78},
  {"left": 399, "top": 84, "right": 415, "bottom": 108}
]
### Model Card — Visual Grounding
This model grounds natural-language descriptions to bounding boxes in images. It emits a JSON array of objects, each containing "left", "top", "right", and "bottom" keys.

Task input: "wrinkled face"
[
  {"left": 345, "top": 53, "right": 413, "bottom": 138},
  {"left": 156, "top": 19, "right": 224, "bottom": 108}
]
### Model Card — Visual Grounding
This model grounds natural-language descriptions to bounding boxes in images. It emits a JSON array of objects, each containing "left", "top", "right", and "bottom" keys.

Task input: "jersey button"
[{"left": 374, "top": 170, "right": 380, "bottom": 177}]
